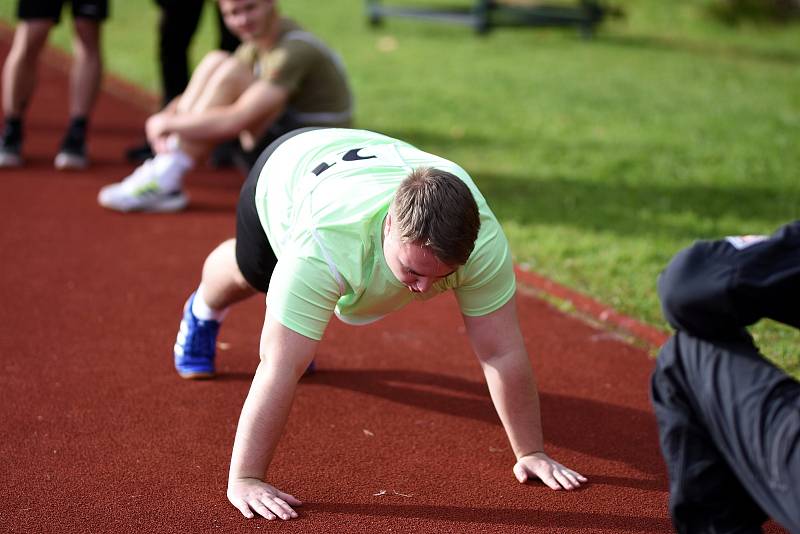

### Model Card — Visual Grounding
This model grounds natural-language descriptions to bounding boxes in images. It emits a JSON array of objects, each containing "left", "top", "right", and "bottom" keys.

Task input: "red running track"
[{"left": 0, "top": 29, "right": 787, "bottom": 534}]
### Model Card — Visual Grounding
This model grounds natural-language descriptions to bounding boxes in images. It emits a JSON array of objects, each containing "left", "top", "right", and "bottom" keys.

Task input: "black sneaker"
[
  {"left": 209, "top": 139, "right": 239, "bottom": 169},
  {"left": 125, "top": 140, "right": 154, "bottom": 164},
  {"left": 54, "top": 146, "right": 88, "bottom": 170},
  {"left": 0, "top": 119, "right": 23, "bottom": 168},
  {"left": 54, "top": 118, "right": 88, "bottom": 170}
]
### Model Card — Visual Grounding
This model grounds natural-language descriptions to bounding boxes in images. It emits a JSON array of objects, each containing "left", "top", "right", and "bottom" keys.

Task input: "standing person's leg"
[
  {"left": 67, "top": 19, "right": 102, "bottom": 122},
  {"left": 157, "top": 0, "right": 205, "bottom": 106},
  {"left": 651, "top": 332, "right": 800, "bottom": 533},
  {"left": 0, "top": 18, "right": 54, "bottom": 167},
  {"left": 1, "top": 20, "right": 53, "bottom": 118},
  {"left": 54, "top": 2, "right": 106, "bottom": 170}
]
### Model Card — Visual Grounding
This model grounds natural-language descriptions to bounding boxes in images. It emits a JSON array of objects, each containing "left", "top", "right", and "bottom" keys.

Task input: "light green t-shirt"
[{"left": 255, "top": 128, "right": 515, "bottom": 340}]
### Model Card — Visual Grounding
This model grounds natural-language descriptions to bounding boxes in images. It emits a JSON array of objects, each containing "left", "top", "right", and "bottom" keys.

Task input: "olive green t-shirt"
[
  {"left": 234, "top": 18, "right": 352, "bottom": 127},
  {"left": 255, "top": 128, "right": 516, "bottom": 340}
]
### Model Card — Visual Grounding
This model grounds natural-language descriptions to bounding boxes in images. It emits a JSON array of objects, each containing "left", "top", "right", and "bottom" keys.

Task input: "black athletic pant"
[
  {"left": 651, "top": 221, "right": 800, "bottom": 533},
  {"left": 156, "top": 0, "right": 239, "bottom": 106}
]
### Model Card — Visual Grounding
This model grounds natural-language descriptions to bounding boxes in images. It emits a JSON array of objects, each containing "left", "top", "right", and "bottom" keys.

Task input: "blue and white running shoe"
[{"left": 174, "top": 292, "right": 219, "bottom": 379}]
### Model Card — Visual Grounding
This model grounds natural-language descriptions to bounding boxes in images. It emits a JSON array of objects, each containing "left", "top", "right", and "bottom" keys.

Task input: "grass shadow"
[
  {"left": 597, "top": 33, "right": 800, "bottom": 66},
  {"left": 476, "top": 171, "right": 797, "bottom": 239}
]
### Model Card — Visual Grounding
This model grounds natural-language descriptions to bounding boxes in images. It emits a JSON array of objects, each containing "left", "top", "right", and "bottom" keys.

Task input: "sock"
[
  {"left": 165, "top": 133, "right": 181, "bottom": 152},
  {"left": 61, "top": 116, "right": 88, "bottom": 150},
  {"left": 2, "top": 117, "right": 23, "bottom": 146},
  {"left": 151, "top": 149, "right": 194, "bottom": 192},
  {"left": 191, "top": 287, "right": 228, "bottom": 322},
  {"left": 66, "top": 116, "right": 88, "bottom": 137}
]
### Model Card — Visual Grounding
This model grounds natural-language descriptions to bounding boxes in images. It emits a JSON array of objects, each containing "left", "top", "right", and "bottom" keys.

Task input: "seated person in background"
[
  {"left": 651, "top": 221, "right": 800, "bottom": 534},
  {"left": 98, "top": 0, "right": 352, "bottom": 213},
  {"left": 125, "top": 0, "right": 241, "bottom": 164}
]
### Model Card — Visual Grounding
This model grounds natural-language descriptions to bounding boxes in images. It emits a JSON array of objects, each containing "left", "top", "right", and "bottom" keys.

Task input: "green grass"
[{"left": 2, "top": 0, "right": 798, "bottom": 375}]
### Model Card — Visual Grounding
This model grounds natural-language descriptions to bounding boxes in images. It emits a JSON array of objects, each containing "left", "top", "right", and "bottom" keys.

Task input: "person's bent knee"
[
  {"left": 658, "top": 247, "right": 702, "bottom": 329},
  {"left": 212, "top": 56, "right": 253, "bottom": 85},
  {"left": 212, "top": 238, "right": 238, "bottom": 262},
  {"left": 198, "top": 50, "right": 232, "bottom": 70},
  {"left": 658, "top": 242, "right": 745, "bottom": 339},
  {"left": 199, "top": 57, "right": 254, "bottom": 106}
]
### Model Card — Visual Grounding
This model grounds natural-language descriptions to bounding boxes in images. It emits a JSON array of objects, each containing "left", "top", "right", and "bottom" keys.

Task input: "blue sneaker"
[{"left": 174, "top": 292, "right": 220, "bottom": 379}]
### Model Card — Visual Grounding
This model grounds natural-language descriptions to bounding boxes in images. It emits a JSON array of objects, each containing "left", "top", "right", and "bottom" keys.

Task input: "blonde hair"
[{"left": 391, "top": 167, "right": 480, "bottom": 266}]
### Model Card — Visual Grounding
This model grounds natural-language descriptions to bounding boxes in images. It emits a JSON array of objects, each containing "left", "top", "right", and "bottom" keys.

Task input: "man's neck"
[{"left": 251, "top": 10, "right": 281, "bottom": 51}]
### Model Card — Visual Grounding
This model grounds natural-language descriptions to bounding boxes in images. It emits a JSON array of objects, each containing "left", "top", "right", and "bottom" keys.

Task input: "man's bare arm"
[
  {"left": 227, "top": 307, "right": 317, "bottom": 520},
  {"left": 149, "top": 80, "right": 289, "bottom": 144},
  {"left": 463, "top": 297, "right": 587, "bottom": 490}
]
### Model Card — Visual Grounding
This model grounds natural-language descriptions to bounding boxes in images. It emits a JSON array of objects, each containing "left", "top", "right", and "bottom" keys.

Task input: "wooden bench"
[{"left": 365, "top": 0, "right": 607, "bottom": 36}]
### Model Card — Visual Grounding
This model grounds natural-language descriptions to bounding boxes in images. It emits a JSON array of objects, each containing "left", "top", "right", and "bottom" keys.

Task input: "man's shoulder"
[
  {"left": 277, "top": 18, "right": 333, "bottom": 54},
  {"left": 278, "top": 17, "right": 304, "bottom": 35}
]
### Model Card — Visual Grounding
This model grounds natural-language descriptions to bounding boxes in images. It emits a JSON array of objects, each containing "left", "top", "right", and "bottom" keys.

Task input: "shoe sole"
[
  {"left": 98, "top": 192, "right": 189, "bottom": 213},
  {"left": 54, "top": 152, "right": 88, "bottom": 171},
  {"left": 0, "top": 153, "right": 22, "bottom": 168},
  {"left": 177, "top": 369, "right": 215, "bottom": 380}
]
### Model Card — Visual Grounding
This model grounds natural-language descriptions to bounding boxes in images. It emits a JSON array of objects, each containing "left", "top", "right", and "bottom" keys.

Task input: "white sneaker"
[
  {"left": 0, "top": 145, "right": 22, "bottom": 168},
  {"left": 98, "top": 159, "right": 188, "bottom": 213},
  {"left": 54, "top": 150, "right": 88, "bottom": 171}
]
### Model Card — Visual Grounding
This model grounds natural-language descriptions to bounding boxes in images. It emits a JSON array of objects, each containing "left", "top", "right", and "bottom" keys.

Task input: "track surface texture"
[{"left": 0, "top": 30, "right": 787, "bottom": 534}]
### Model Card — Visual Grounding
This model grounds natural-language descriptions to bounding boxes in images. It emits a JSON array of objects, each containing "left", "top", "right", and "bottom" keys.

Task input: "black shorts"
[
  {"left": 18, "top": 0, "right": 109, "bottom": 22},
  {"left": 235, "top": 127, "right": 325, "bottom": 293}
]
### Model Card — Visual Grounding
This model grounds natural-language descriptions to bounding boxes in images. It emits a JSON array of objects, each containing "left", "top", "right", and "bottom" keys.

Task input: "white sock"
[
  {"left": 152, "top": 149, "right": 194, "bottom": 192},
  {"left": 192, "top": 288, "right": 228, "bottom": 322}
]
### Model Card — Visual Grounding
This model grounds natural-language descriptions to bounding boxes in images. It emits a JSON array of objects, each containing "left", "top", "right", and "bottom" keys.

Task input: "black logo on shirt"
[
  {"left": 342, "top": 148, "right": 377, "bottom": 162},
  {"left": 312, "top": 147, "right": 377, "bottom": 176}
]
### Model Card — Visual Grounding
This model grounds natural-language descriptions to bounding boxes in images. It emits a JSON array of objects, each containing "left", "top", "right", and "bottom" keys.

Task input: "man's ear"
[{"left": 384, "top": 212, "right": 392, "bottom": 237}]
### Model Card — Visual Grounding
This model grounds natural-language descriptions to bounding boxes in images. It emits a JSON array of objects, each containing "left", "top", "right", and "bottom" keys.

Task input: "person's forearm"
[
  {"left": 228, "top": 360, "right": 297, "bottom": 483},
  {"left": 162, "top": 108, "right": 249, "bottom": 143},
  {"left": 481, "top": 349, "right": 544, "bottom": 458},
  {"left": 162, "top": 96, "right": 181, "bottom": 114}
]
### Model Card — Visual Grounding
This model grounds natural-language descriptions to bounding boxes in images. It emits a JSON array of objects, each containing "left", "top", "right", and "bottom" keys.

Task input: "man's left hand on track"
[{"left": 513, "top": 451, "right": 587, "bottom": 490}]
